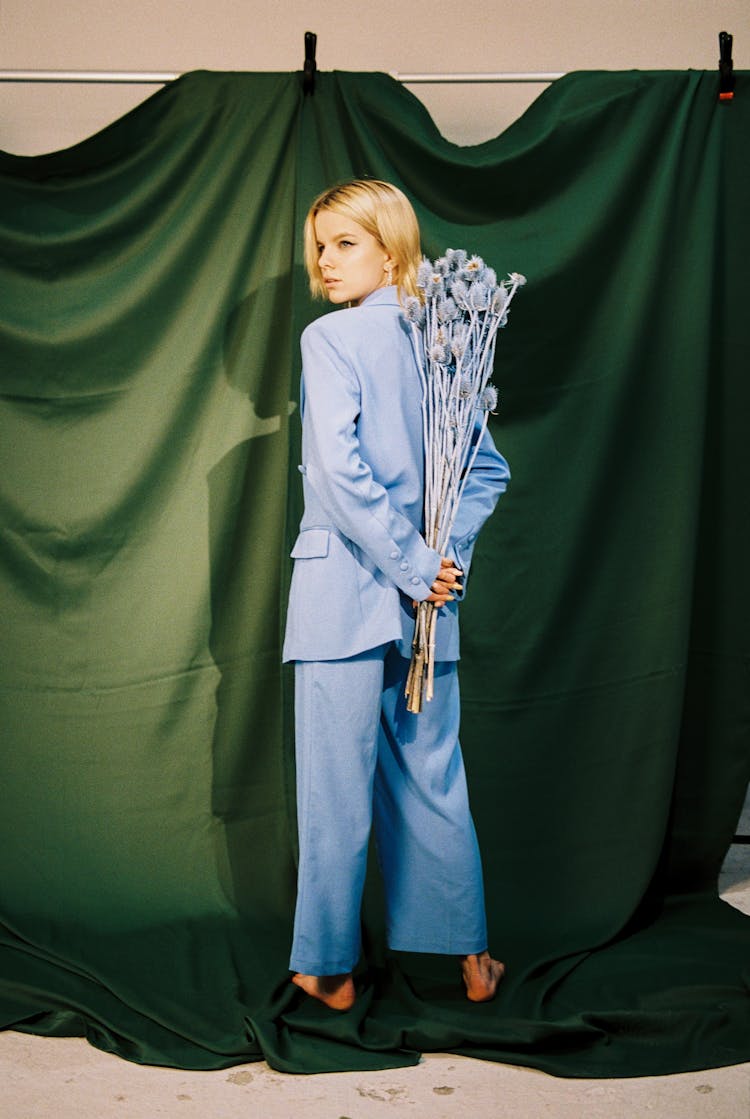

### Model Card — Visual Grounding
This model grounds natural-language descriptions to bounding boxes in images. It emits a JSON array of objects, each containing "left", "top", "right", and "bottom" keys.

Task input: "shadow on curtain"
[{"left": 0, "top": 68, "right": 748, "bottom": 1075}]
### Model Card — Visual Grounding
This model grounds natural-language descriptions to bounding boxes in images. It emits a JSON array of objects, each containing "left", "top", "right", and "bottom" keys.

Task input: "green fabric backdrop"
[{"left": 0, "top": 68, "right": 748, "bottom": 1076}]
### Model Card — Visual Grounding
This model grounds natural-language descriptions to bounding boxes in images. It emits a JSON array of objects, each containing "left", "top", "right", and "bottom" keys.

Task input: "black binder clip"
[
  {"left": 303, "top": 31, "right": 317, "bottom": 96},
  {"left": 719, "top": 31, "right": 735, "bottom": 102}
]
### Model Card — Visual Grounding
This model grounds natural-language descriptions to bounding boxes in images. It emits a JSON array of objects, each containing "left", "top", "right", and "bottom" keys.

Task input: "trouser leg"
[
  {"left": 289, "top": 649, "right": 385, "bottom": 975},
  {"left": 374, "top": 646, "right": 488, "bottom": 955}
]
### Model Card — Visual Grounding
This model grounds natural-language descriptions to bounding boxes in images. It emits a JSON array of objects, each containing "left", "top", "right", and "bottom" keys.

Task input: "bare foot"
[
  {"left": 461, "top": 951, "right": 505, "bottom": 1002},
  {"left": 291, "top": 972, "right": 356, "bottom": 1011}
]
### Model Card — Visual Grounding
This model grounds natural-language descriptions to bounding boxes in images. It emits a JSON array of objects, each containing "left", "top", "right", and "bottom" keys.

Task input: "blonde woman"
[{"left": 283, "top": 180, "right": 509, "bottom": 1010}]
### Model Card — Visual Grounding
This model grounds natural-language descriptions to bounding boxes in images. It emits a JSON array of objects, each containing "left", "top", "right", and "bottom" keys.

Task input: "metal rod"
[
  {"left": 393, "top": 71, "right": 564, "bottom": 84},
  {"left": 0, "top": 69, "right": 564, "bottom": 86},
  {"left": 0, "top": 70, "right": 180, "bottom": 84}
]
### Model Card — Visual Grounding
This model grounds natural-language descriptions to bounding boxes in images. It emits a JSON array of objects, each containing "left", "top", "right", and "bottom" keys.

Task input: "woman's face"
[{"left": 314, "top": 209, "right": 393, "bottom": 305}]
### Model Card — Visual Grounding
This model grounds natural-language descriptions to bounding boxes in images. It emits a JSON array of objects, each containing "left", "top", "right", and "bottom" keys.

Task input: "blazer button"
[
  {"left": 410, "top": 576, "right": 420, "bottom": 586},
  {"left": 399, "top": 561, "right": 409, "bottom": 571},
  {"left": 390, "top": 550, "right": 400, "bottom": 559}
]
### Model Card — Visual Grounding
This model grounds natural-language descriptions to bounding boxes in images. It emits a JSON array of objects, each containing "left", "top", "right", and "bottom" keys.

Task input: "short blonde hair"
[{"left": 304, "top": 179, "right": 422, "bottom": 300}]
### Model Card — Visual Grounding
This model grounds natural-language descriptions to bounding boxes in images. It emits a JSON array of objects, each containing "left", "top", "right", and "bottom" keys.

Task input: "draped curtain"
[{"left": 0, "top": 68, "right": 748, "bottom": 1075}]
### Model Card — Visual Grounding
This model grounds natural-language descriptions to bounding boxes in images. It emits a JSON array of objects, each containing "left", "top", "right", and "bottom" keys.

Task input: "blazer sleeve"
[
  {"left": 448, "top": 420, "right": 510, "bottom": 599},
  {"left": 299, "top": 321, "right": 442, "bottom": 600}
]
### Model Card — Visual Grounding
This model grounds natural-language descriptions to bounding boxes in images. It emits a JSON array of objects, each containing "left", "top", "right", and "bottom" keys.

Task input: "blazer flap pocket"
[{"left": 290, "top": 529, "right": 330, "bottom": 559}]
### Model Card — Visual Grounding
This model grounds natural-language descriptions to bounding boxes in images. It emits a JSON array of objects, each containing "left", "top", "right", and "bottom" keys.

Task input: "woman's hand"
[{"left": 424, "top": 557, "right": 463, "bottom": 606}]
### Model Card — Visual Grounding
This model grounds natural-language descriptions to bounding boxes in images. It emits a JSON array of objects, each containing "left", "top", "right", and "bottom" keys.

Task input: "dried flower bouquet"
[{"left": 403, "top": 251, "right": 525, "bottom": 713}]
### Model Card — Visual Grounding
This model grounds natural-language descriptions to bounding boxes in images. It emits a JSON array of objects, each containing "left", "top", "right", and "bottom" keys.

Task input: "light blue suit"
[{"left": 283, "top": 286, "right": 509, "bottom": 976}]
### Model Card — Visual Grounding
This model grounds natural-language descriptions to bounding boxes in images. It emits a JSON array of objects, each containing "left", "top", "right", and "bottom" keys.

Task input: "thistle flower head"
[
  {"left": 491, "top": 286, "right": 509, "bottom": 316},
  {"left": 402, "top": 295, "right": 425, "bottom": 326},
  {"left": 427, "top": 272, "right": 445, "bottom": 299},
  {"left": 445, "top": 248, "right": 468, "bottom": 271},
  {"left": 448, "top": 278, "right": 469, "bottom": 308},
  {"left": 508, "top": 272, "right": 527, "bottom": 287},
  {"left": 449, "top": 322, "right": 469, "bottom": 358},
  {"left": 461, "top": 255, "right": 486, "bottom": 282},
  {"left": 432, "top": 255, "right": 451, "bottom": 276},
  {"left": 436, "top": 297, "right": 460, "bottom": 323},
  {"left": 481, "top": 384, "right": 499, "bottom": 412},
  {"left": 428, "top": 341, "right": 450, "bottom": 365},
  {"left": 469, "top": 282, "right": 489, "bottom": 311},
  {"left": 416, "top": 258, "right": 434, "bottom": 289},
  {"left": 458, "top": 375, "right": 474, "bottom": 399}
]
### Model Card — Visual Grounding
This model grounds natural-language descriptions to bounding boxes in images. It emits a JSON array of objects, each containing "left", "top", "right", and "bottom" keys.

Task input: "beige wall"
[{"left": 0, "top": 1, "right": 747, "bottom": 153}]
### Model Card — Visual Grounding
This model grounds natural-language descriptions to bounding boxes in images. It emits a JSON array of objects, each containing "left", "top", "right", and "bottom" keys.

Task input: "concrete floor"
[
  {"left": 2, "top": 1033, "right": 750, "bottom": 1119},
  {"left": 3, "top": 797, "right": 749, "bottom": 1119}
]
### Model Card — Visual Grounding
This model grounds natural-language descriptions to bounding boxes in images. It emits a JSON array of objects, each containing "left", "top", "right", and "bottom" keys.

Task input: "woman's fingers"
[
  {"left": 420, "top": 558, "right": 464, "bottom": 606},
  {"left": 434, "top": 558, "right": 462, "bottom": 590},
  {"left": 432, "top": 573, "right": 463, "bottom": 593},
  {"left": 426, "top": 588, "right": 454, "bottom": 605}
]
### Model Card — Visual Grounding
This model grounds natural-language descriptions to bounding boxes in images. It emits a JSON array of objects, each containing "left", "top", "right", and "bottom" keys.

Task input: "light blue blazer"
[{"left": 282, "top": 286, "right": 510, "bottom": 663}]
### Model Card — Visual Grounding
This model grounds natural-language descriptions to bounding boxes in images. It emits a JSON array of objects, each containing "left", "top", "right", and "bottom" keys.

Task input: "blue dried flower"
[
  {"left": 426, "top": 272, "right": 445, "bottom": 299},
  {"left": 462, "top": 255, "right": 485, "bottom": 282},
  {"left": 429, "top": 342, "right": 450, "bottom": 365},
  {"left": 509, "top": 272, "right": 527, "bottom": 286},
  {"left": 484, "top": 267, "right": 497, "bottom": 289},
  {"left": 436, "top": 297, "right": 460, "bottom": 323},
  {"left": 481, "top": 385, "right": 499, "bottom": 412},
  {"left": 402, "top": 296, "right": 426, "bottom": 327},
  {"left": 491, "top": 287, "right": 509, "bottom": 316},
  {"left": 450, "top": 322, "right": 469, "bottom": 356},
  {"left": 445, "top": 248, "right": 468, "bottom": 271},
  {"left": 448, "top": 278, "right": 469, "bottom": 308},
  {"left": 469, "top": 282, "right": 489, "bottom": 311},
  {"left": 458, "top": 375, "right": 474, "bottom": 399},
  {"left": 432, "top": 255, "right": 451, "bottom": 276},
  {"left": 416, "top": 258, "right": 434, "bottom": 289}
]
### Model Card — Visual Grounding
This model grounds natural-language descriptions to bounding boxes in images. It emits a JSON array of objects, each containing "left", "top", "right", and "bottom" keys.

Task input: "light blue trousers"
[{"left": 289, "top": 643, "right": 488, "bottom": 976}]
